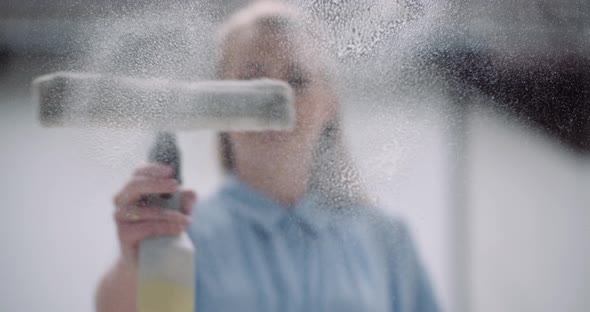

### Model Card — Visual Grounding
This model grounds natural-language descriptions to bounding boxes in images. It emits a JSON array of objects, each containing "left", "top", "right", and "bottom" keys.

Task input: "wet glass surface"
[{"left": 0, "top": 1, "right": 588, "bottom": 311}]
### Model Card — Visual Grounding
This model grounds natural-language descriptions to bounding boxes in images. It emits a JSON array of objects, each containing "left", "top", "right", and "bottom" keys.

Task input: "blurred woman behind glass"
[{"left": 96, "top": 1, "right": 439, "bottom": 311}]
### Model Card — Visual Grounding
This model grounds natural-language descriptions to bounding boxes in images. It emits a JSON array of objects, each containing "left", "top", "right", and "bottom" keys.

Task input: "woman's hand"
[{"left": 113, "top": 164, "right": 196, "bottom": 266}]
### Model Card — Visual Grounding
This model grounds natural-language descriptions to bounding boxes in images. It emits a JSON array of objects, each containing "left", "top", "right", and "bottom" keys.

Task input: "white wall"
[{"left": 468, "top": 104, "right": 590, "bottom": 312}]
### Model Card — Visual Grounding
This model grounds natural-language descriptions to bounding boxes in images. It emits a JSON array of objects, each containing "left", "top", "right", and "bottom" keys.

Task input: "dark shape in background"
[
  {"left": 426, "top": 0, "right": 590, "bottom": 153},
  {"left": 430, "top": 49, "right": 590, "bottom": 153}
]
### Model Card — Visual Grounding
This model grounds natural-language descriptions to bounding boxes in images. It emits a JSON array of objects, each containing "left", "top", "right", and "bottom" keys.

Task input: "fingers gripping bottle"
[{"left": 137, "top": 132, "right": 195, "bottom": 312}]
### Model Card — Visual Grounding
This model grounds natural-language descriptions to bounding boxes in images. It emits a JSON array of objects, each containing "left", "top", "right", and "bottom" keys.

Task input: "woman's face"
[{"left": 221, "top": 25, "right": 336, "bottom": 152}]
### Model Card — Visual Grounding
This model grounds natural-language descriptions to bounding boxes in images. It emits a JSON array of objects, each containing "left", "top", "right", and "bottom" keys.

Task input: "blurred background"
[{"left": 1, "top": 0, "right": 588, "bottom": 311}]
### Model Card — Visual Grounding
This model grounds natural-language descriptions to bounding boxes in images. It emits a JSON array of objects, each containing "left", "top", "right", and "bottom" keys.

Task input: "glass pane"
[{"left": 1, "top": 1, "right": 588, "bottom": 312}]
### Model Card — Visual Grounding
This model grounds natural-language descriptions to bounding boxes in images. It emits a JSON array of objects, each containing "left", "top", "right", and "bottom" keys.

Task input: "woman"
[{"left": 96, "top": 1, "right": 439, "bottom": 311}]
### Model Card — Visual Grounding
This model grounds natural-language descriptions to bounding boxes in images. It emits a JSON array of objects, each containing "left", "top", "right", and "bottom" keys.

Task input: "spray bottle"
[{"left": 137, "top": 132, "right": 195, "bottom": 312}]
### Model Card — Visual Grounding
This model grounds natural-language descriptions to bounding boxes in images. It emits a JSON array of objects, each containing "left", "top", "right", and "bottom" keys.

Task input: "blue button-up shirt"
[{"left": 188, "top": 175, "right": 439, "bottom": 312}]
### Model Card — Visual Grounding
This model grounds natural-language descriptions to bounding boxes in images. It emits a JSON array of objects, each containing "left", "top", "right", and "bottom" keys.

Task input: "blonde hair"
[{"left": 216, "top": 0, "right": 366, "bottom": 207}]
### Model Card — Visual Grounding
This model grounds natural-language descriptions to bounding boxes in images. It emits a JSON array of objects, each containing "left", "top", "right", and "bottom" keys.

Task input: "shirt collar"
[{"left": 220, "top": 174, "right": 333, "bottom": 236}]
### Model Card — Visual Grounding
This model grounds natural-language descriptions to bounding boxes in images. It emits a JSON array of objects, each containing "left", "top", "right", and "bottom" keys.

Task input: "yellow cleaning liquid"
[{"left": 137, "top": 279, "right": 194, "bottom": 312}]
